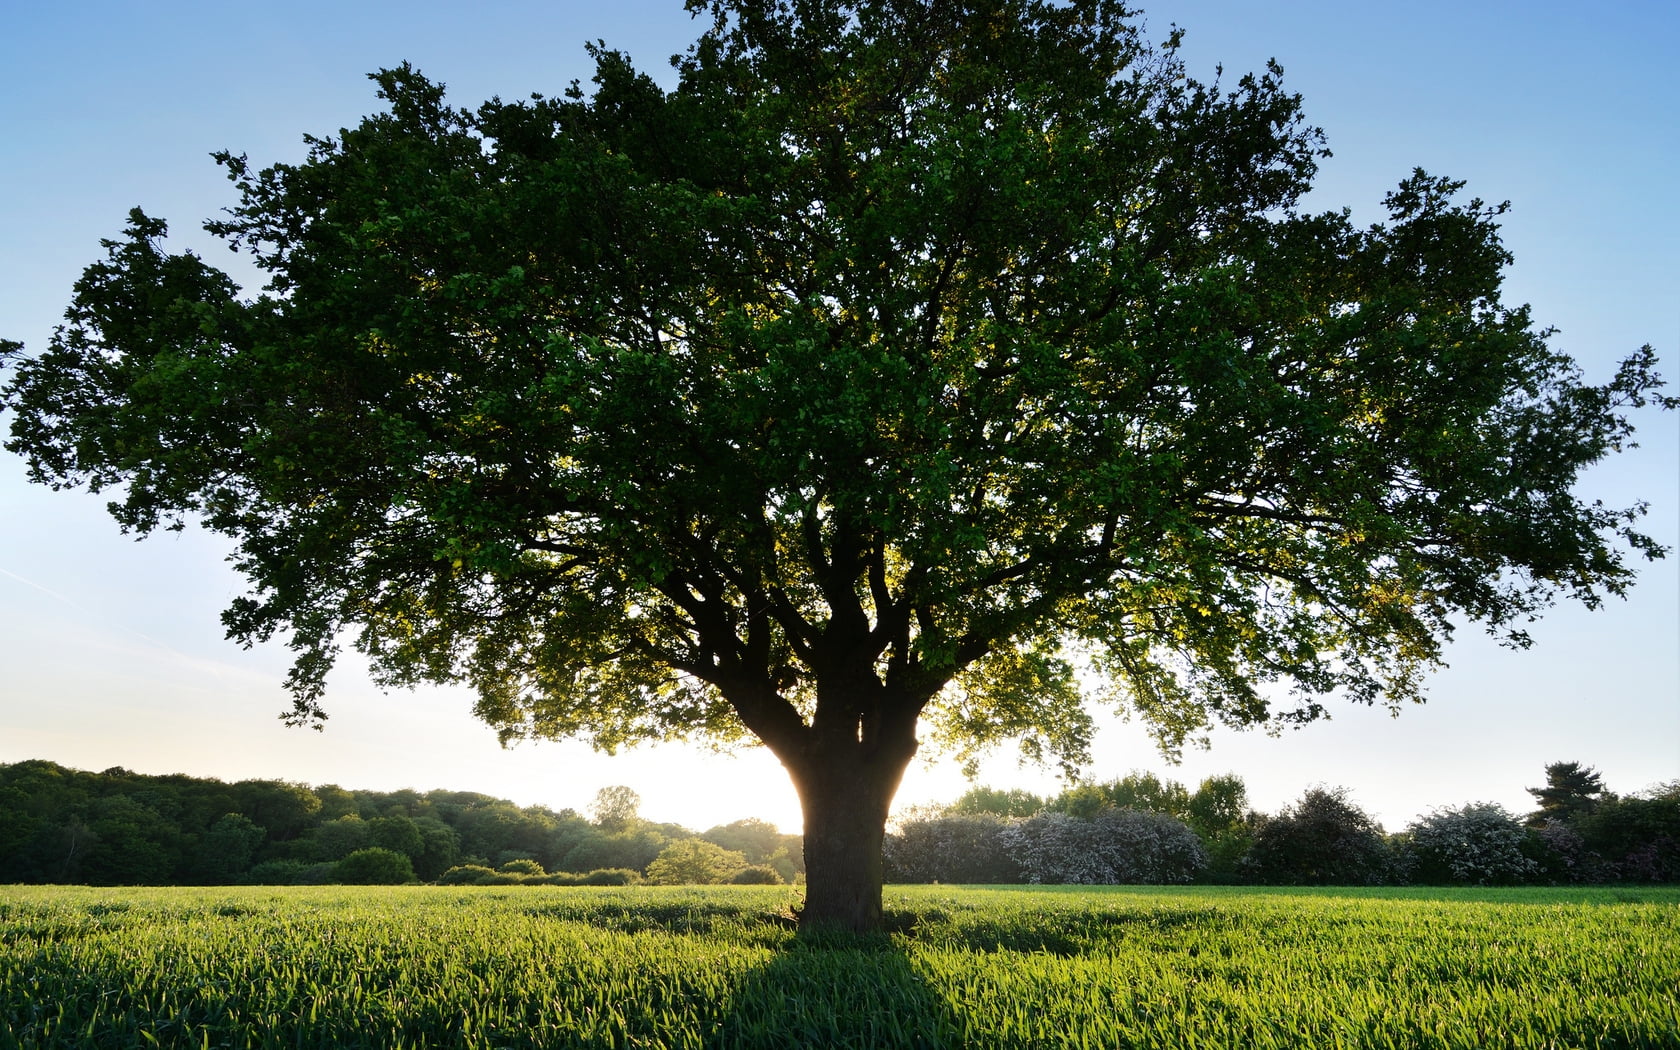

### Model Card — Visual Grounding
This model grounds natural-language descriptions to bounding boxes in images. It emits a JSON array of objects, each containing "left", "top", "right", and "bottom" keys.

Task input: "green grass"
[{"left": 2, "top": 884, "right": 1676, "bottom": 1048}]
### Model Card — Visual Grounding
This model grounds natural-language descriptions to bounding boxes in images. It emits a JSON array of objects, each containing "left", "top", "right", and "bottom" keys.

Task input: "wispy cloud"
[
  {"left": 0, "top": 564, "right": 81, "bottom": 607},
  {"left": 0, "top": 563, "right": 232, "bottom": 674}
]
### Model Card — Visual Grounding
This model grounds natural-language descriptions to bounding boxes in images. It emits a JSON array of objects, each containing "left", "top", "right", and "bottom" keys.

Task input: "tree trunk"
[{"left": 788, "top": 732, "right": 917, "bottom": 935}]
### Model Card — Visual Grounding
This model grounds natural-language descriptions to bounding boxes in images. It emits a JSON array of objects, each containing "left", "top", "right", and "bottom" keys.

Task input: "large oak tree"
[{"left": 3, "top": 0, "right": 1670, "bottom": 931}]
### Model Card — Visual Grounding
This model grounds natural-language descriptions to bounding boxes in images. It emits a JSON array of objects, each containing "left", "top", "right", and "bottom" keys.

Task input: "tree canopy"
[
  {"left": 2, "top": 0, "right": 1669, "bottom": 930},
  {"left": 1527, "top": 761, "right": 1609, "bottom": 826}
]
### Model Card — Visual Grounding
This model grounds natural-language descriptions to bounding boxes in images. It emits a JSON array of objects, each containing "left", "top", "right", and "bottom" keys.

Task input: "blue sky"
[{"left": 1, "top": 1, "right": 1675, "bottom": 833}]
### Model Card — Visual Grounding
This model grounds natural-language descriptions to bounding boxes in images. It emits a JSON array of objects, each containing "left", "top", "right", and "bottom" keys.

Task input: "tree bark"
[{"left": 786, "top": 725, "right": 918, "bottom": 935}]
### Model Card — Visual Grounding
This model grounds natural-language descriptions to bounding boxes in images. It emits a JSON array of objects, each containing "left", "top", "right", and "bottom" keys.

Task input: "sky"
[{"left": 1, "top": 1, "right": 1675, "bottom": 836}]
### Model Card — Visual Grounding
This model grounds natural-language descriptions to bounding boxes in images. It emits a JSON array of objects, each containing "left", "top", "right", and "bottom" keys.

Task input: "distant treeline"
[
  {"left": 886, "top": 763, "right": 1680, "bottom": 886},
  {"left": 0, "top": 760, "right": 801, "bottom": 887},
  {"left": 6, "top": 758, "right": 1674, "bottom": 889}
]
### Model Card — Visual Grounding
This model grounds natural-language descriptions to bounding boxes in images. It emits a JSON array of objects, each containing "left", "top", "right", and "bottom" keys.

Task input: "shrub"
[
  {"left": 473, "top": 872, "right": 527, "bottom": 885},
  {"left": 645, "top": 839, "right": 748, "bottom": 885},
  {"left": 1094, "top": 808, "right": 1209, "bottom": 884},
  {"left": 561, "top": 829, "right": 669, "bottom": 874},
  {"left": 884, "top": 813, "right": 1019, "bottom": 884},
  {"left": 728, "top": 864, "right": 784, "bottom": 885},
  {"left": 580, "top": 868, "right": 641, "bottom": 886},
  {"left": 335, "top": 847, "right": 416, "bottom": 885},
  {"left": 540, "top": 872, "right": 584, "bottom": 886},
  {"left": 1527, "top": 821, "right": 1601, "bottom": 884},
  {"left": 1003, "top": 809, "right": 1207, "bottom": 885},
  {"left": 497, "top": 858, "right": 545, "bottom": 876},
  {"left": 1242, "top": 788, "right": 1391, "bottom": 885},
  {"left": 243, "top": 859, "right": 310, "bottom": 885},
  {"left": 1196, "top": 824, "right": 1257, "bottom": 884},
  {"left": 1578, "top": 788, "right": 1680, "bottom": 881},
  {"left": 298, "top": 862, "right": 340, "bottom": 885},
  {"left": 1406, "top": 803, "right": 1537, "bottom": 885},
  {"left": 433, "top": 864, "right": 638, "bottom": 886}
]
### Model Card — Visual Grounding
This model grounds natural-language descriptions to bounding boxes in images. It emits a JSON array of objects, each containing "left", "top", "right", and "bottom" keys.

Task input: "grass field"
[{"left": 2, "top": 883, "right": 1676, "bottom": 1049}]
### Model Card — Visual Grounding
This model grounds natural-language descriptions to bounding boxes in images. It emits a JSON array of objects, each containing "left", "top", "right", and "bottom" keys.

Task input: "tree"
[
  {"left": 311, "top": 815, "right": 373, "bottom": 860},
  {"left": 1048, "top": 771, "right": 1191, "bottom": 819},
  {"left": 1186, "top": 773, "right": 1254, "bottom": 882},
  {"left": 367, "top": 814, "right": 425, "bottom": 859},
  {"left": 645, "top": 838, "right": 749, "bottom": 885},
  {"left": 1527, "top": 762, "right": 1609, "bottom": 826},
  {"left": 560, "top": 827, "right": 671, "bottom": 874},
  {"left": 78, "top": 794, "right": 182, "bottom": 885},
  {"left": 588, "top": 786, "right": 642, "bottom": 833},
  {"left": 229, "top": 779, "right": 321, "bottom": 842},
  {"left": 411, "top": 816, "right": 463, "bottom": 880},
  {"left": 947, "top": 786, "right": 1046, "bottom": 819},
  {"left": 1575, "top": 782, "right": 1680, "bottom": 881},
  {"left": 194, "top": 813, "right": 267, "bottom": 883},
  {"left": 1186, "top": 774, "right": 1250, "bottom": 838},
  {"left": 1, "top": 0, "right": 1670, "bottom": 932},
  {"left": 701, "top": 817, "right": 802, "bottom": 877}
]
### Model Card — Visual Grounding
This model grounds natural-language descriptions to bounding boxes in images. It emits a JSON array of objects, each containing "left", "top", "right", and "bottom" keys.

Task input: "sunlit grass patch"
[{"left": 2, "top": 884, "right": 1675, "bottom": 1048}]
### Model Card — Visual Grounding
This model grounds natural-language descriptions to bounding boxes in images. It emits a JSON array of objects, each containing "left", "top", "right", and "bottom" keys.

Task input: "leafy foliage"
[
  {"left": 1405, "top": 802, "right": 1536, "bottom": 886},
  {"left": 334, "top": 847, "right": 416, "bottom": 884},
  {"left": 645, "top": 838, "right": 751, "bottom": 885},
  {"left": 1050, "top": 772, "right": 1192, "bottom": 820},
  {"left": 883, "top": 813, "right": 1022, "bottom": 884},
  {"left": 0, "top": 760, "right": 780, "bottom": 887},
  {"left": 885, "top": 804, "right": 1207, "bottom": 885},
  {"left": 1186, "top": 774, "right": 1251, "bottom": 837},
  {"left": 1576, "top": 784, "right": 1680, "bottom": 882},
  {"left": 701, "top": 818, "right": 805, "bottom": 880},
  {"left": 435, "top": 864, "right": 499, "bottom": 886},
  {"left": 589, "top": 785, "right": 643, "bottom": 833},
  {"left": 1527, "top": 761, "right": 1609, "bottom": 826},
  {"left": 192, "top": 813, "right": 266, "bottom": 883},
  {"left": 2, "top": 0, "right": 1671, "bottom": 929},
  {"left": 9, "top": 757, "right": 1678, "bottom": 891},
  {"left": 1004, "top": 808, "right": 1208, "bottom": 885},
  {"left": 946, "top": 786, "right": 1047, "bottom": 819},
  {"left": 1242, "top": 787, "right": 1392, "bottom": 886},
  {"left": 435, "top": 863, "right": 647, "bottom": 886}
]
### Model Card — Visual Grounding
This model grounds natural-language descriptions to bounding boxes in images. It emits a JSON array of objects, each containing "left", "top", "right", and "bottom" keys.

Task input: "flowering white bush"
[
  {"left": 883, "top": 813, "right": 1019, "bottom": 883},
  {"left": 1002, "top": 808, "right": 1207, "bottom": 885},
  {"left": 1000, "top": 812, "right": 1111, "bottom": 884},
  {"left": 1406, "top": 802, "right": 1537, "bottom": 885}
]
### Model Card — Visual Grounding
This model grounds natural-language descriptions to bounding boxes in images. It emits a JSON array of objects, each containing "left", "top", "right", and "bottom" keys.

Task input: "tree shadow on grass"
[{"left": 705, "top": 921, "right": 960, "bottom": 1049}]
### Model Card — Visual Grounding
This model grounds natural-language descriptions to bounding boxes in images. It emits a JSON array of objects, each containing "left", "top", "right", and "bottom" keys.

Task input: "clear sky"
[{"left": 2, "top": 1, "right": 1675, "bottom": 835}]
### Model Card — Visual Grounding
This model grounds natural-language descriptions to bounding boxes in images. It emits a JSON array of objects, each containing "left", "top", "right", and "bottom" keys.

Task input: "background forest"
[
  {"left": 0, "top": 761, "right": 799, "bottom": 888},
  {"left": 2, "top": 758, "right": 1674, "bottom": 889}
]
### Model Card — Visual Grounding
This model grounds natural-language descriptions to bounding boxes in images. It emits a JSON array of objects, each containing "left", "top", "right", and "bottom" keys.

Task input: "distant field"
[{"left": 3, "top": 884, "right": 1676, "bottom": 1049}]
